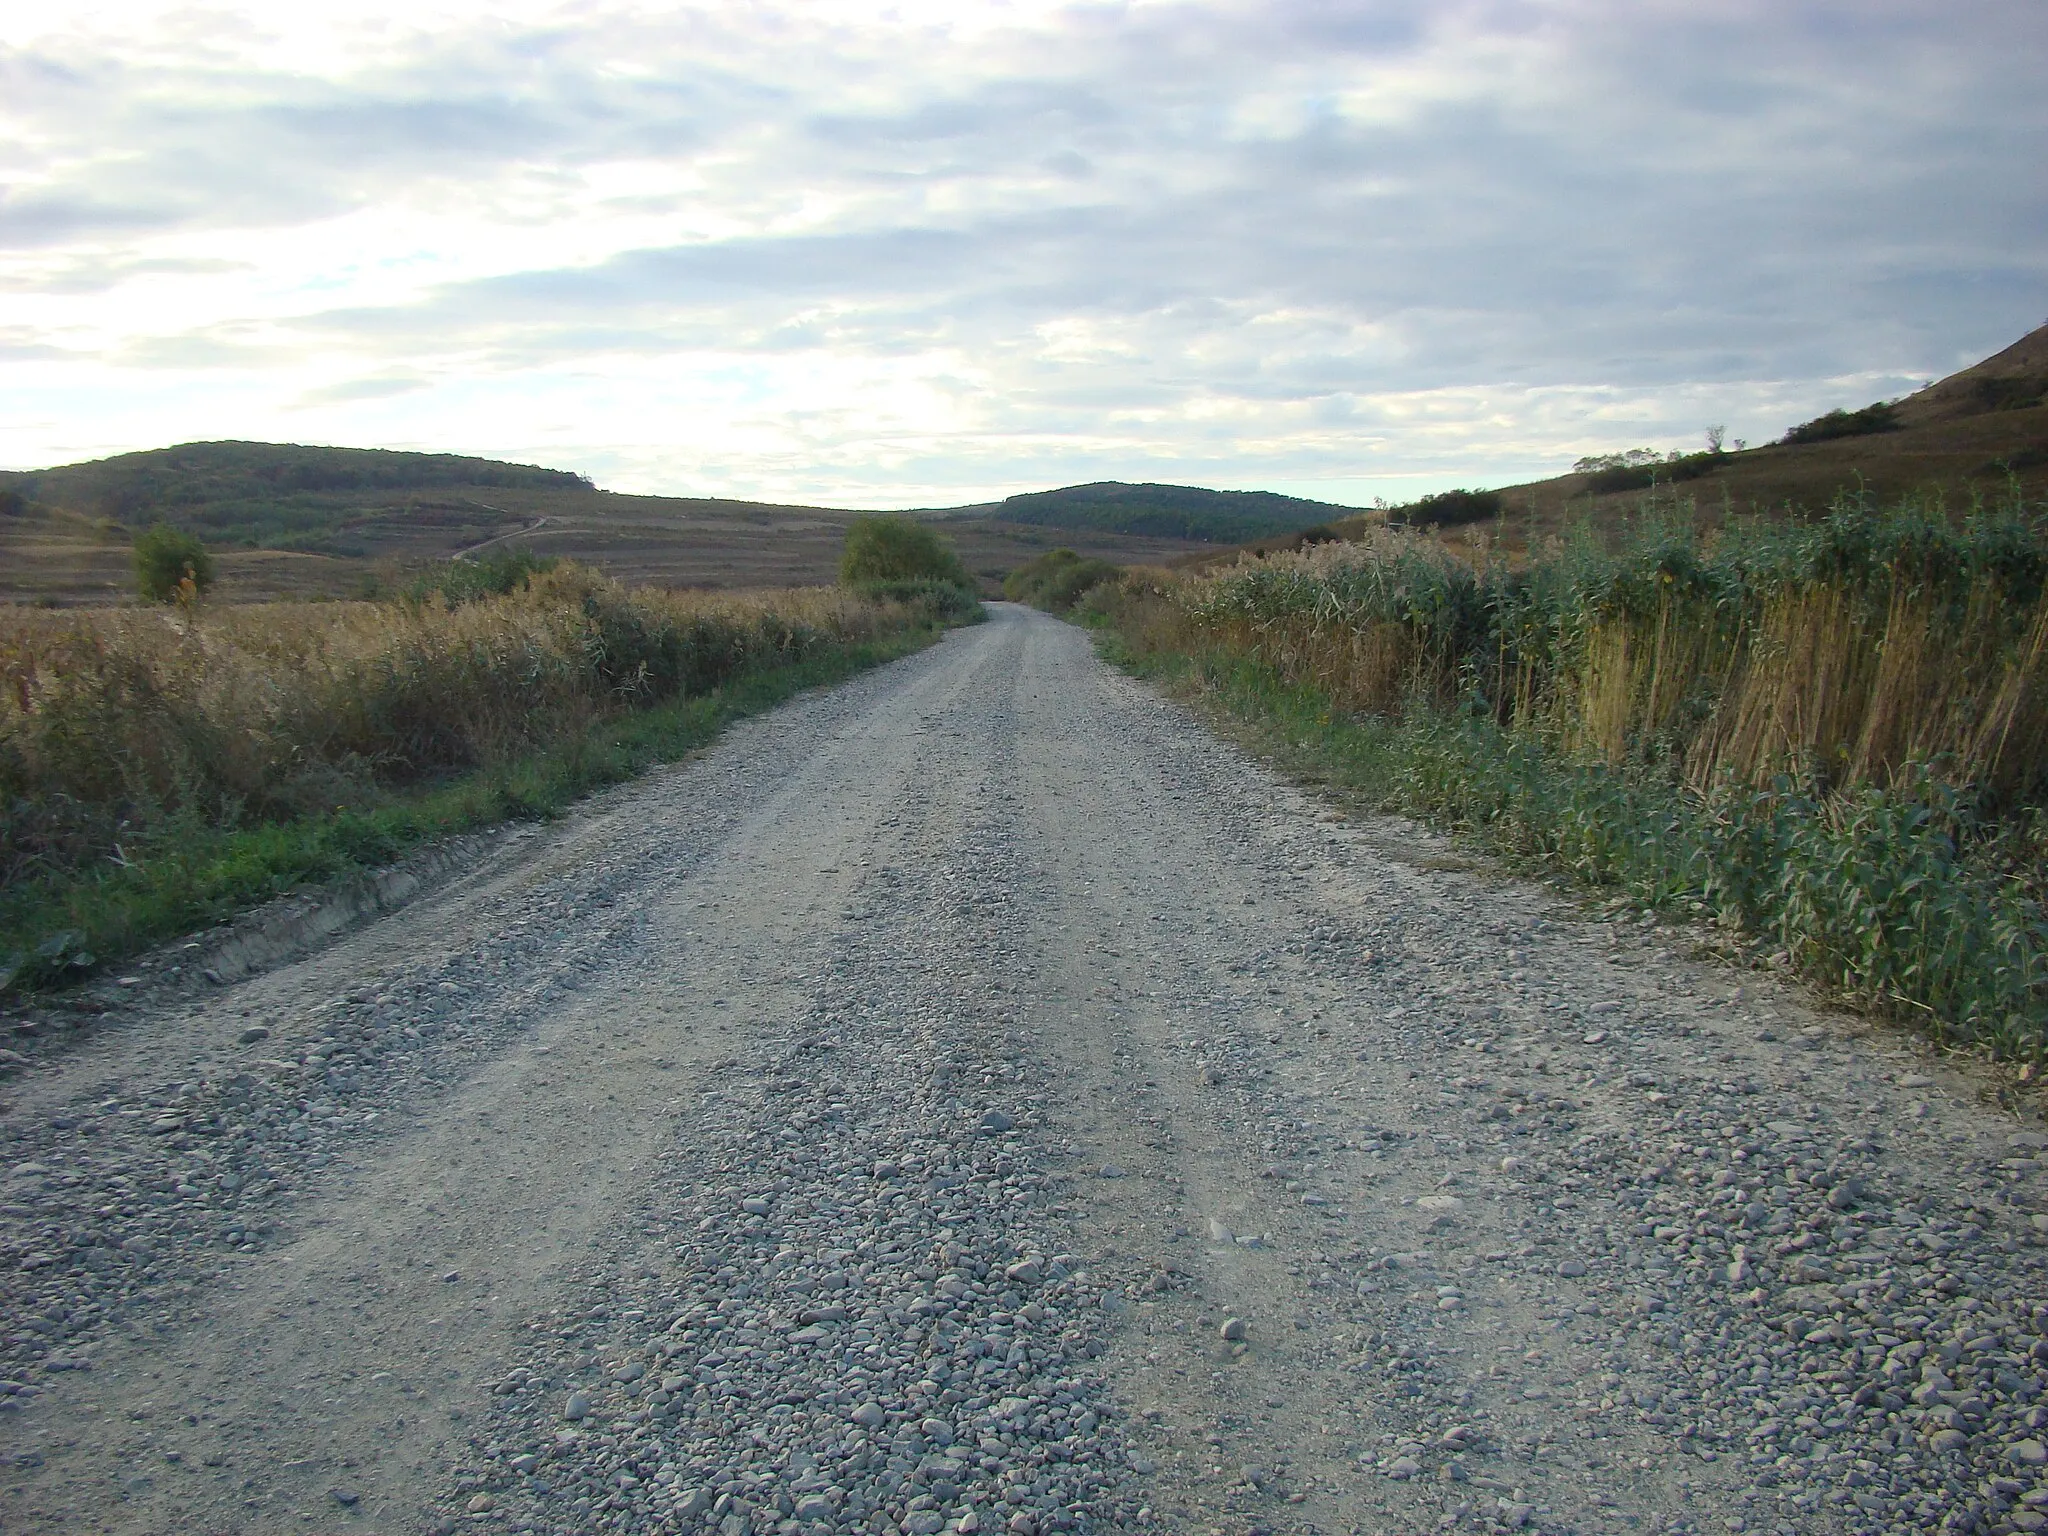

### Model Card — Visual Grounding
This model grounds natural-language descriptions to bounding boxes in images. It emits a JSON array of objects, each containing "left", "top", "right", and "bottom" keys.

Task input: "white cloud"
[{"left": 0, "top": 0, "right": 2041, "bottom": 504}]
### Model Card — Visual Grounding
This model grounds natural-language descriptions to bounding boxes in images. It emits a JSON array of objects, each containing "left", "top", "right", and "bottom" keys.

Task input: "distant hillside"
[
  {"left": 0, "top": 440, "right": 591, "bottom": 555},
  {"left": 1185, "top": 321, "right": 2048, "bottom": 571},
  {"left": 1470, "top": 323, "right": 2048, "bottom": 544},
  {"left": 987, "top": 481, "right": 1353, "bottom": 543},
  {"left": 0, "top": 441, "right": 1219, "bottom": 605},
  {"left": 1894, "top": 323, "right": 2048, "bottom": 427}
]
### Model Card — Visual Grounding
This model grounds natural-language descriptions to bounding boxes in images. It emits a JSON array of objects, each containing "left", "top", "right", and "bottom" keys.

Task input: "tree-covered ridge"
[
  {"left": 1, "top": 440, "right": 592, "bottom": 555},
  {"left": 993, "top": 481, "right": 1352, "bottom": 542}
]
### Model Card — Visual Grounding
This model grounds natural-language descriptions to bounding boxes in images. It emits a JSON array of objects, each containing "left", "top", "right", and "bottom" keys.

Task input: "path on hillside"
[{"left": 4, "top": 604, "right": 2045, "bottom": 1536}]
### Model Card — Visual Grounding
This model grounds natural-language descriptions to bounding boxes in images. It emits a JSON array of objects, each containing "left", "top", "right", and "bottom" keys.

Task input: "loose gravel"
[{"left": 2, "top": 603, "right": 2046, "bottom": 1536}]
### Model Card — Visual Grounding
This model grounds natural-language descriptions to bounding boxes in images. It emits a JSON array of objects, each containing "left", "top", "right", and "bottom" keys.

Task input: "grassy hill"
[
  {"left": 0, "top": 444, "right": 1219, "bottom": 605},
  {"left": 0, "top": 441, "right": 589, "bottom": 555},
  {"left": 1208, "top": 323, "right": 2048, "bottom": 566},
  {"left": 973, "top": 481, "right": 1355, "bottom": 542},
  {"left": 1487, "top": 322, "right": 2048, "bottom": 542}
]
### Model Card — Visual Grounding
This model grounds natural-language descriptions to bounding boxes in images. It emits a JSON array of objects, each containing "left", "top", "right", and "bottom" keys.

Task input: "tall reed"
[{"left": 1089, "top": 496, "right": 2048, "bottom": 1053}]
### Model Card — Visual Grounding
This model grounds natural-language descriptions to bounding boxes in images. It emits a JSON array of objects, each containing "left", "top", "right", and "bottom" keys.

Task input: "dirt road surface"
[{"left": 5, "top": 604, "right": 2046, "bottom": 1536}]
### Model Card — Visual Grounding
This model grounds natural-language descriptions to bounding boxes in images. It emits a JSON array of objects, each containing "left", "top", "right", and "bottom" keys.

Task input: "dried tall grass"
[
  {"left": 1, "top": 565, "right": 937, "bottom": 891},
  {"left": 1087, "top": 498, "right": 2048, "bottom": 1050},
  {"left": 1159, "top": 504, "right": 2048, "bottom": 807}
]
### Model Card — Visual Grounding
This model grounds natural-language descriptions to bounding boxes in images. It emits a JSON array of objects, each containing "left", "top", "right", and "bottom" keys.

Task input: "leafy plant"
[
  {"left": 1002, "top": 549, "right": 1122, "bottom": 612},
  {"left": 133, "top": 522, "right": 215, "bottom": 603},
  {"left": 840, "top": 515, "right": 972, "bottom": 587},
  {"left": 405, "top": 548, "right": 559, "bottom": 606}
]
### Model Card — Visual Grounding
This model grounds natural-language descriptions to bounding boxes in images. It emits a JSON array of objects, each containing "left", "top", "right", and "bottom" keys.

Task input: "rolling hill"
[
  {"left": 1210, "top": 322, "right": 2048, "bottom": 565},
  {"left": 969, "top": 481, "right": 1355, "bottom": 542},
  {"left": 1484, "top": 322, "right": 2048, "bottom": 539},
  {"left": 0, "top": 442, "right": 1230, "bottom": 604}
]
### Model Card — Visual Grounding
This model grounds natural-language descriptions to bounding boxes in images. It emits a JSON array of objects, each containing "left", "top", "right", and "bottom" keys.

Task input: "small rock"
[
  {"left": 677, "top": 1486, "right": 713, "bottom": 1516},
  {"left": 466, "top": 1493, "right": 495, "bottom": 1513},
  {"left": 562, "top": 1391, "right": 589, "bottom": 1421},
  {"left": 1556, "top": 1258, "right": 1588, "bottom": 1278},
  {"left": 1006, "top": 1515, "right": 1037, "bottom": 1536},
  {"left": 1386, "top": 1456, "right": 1421, "bottom": 1480},
  {"left": 1097, "top": 1163, "right": 1126, "bottom": 1179},
  {"left": 741, "top": 1196, "right": 771, "bottom": 1215},
  {"left": 329, "top": 1487, "right": 360, "bottom": 1507},
  {"left": 1928, "top": 1429, "right": 1970, "bottom": 1454},
  {"left": 2012, "top": 1439, "right": 2048, "bottom": 1466},
  {"left": 1219, "top": 1317, "right": 1248, "bottom": 1342},
  {"left": 1003, "top": 1259, "right": 1042, "bottom": 1285},
  {"left": 1897, "top": 1073, "right": 1934, "bottom": 1088},
  {"left": 796, "top": 1492, "right": 834, "bottom": 1521},
  {"left": 1208, "top": 1218, "right": 1235, "bottom": 1244},
  {"left": 850, "top": 1400, "right": 887, "bottom": 1427},
  {"left": 980, "top": 1109, "right": 1015, "bottom": 1133},
  {"left": 238, "top": 1025, "right": 270, "bottom": 1044}
]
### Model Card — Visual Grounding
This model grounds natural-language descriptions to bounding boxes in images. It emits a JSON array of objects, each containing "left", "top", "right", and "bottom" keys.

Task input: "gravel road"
[{"left": 5, "top": 602, "right": 2047, "bottom": 1536}]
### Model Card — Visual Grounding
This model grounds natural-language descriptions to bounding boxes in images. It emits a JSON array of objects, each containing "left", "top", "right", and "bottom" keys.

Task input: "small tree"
[
  {"left": 839, "top": 514, "right": 970, "bottom": 586},
  {"left": 134, "top": 522, "right": 215, "bottom": 604}
]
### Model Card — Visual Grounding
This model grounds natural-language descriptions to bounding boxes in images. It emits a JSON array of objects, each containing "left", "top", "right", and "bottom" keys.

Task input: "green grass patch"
[{"left": 2, "top": 628, "right": 936, "bottom": 993}]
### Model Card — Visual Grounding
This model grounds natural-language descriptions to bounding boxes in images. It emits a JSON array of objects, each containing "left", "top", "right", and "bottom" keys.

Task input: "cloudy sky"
[{"left": 1, "top": 1, "right": 2041, "bottom": 508}]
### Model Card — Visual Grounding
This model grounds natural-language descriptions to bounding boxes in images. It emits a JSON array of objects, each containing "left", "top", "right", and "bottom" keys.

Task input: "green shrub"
[
  {"left": 1782, "top": 401, "right": 1901, "bottom": 445},
  {"left": 1386, "top": 488, "right": 1503, "bottom": 528},
  {"left": 405, "top": 548, "right": 558, "bottom": 606},
  {"left": 1002, "top": 548, "right": 1122, "bottom": 612},
  {"left": 133, "top": 522, "right": 215, "bottom": 603},
  {"left": 839, "top": 515, "right": 971, "bottom": 586},
  {"left": 1570, "top": 448, "right": 1723, "bottom": 493}
]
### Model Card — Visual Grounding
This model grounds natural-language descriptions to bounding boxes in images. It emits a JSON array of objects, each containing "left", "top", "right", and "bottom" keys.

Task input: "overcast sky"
[{"left": 1, "top": 1, "right": 2041, "bottom": 507}]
